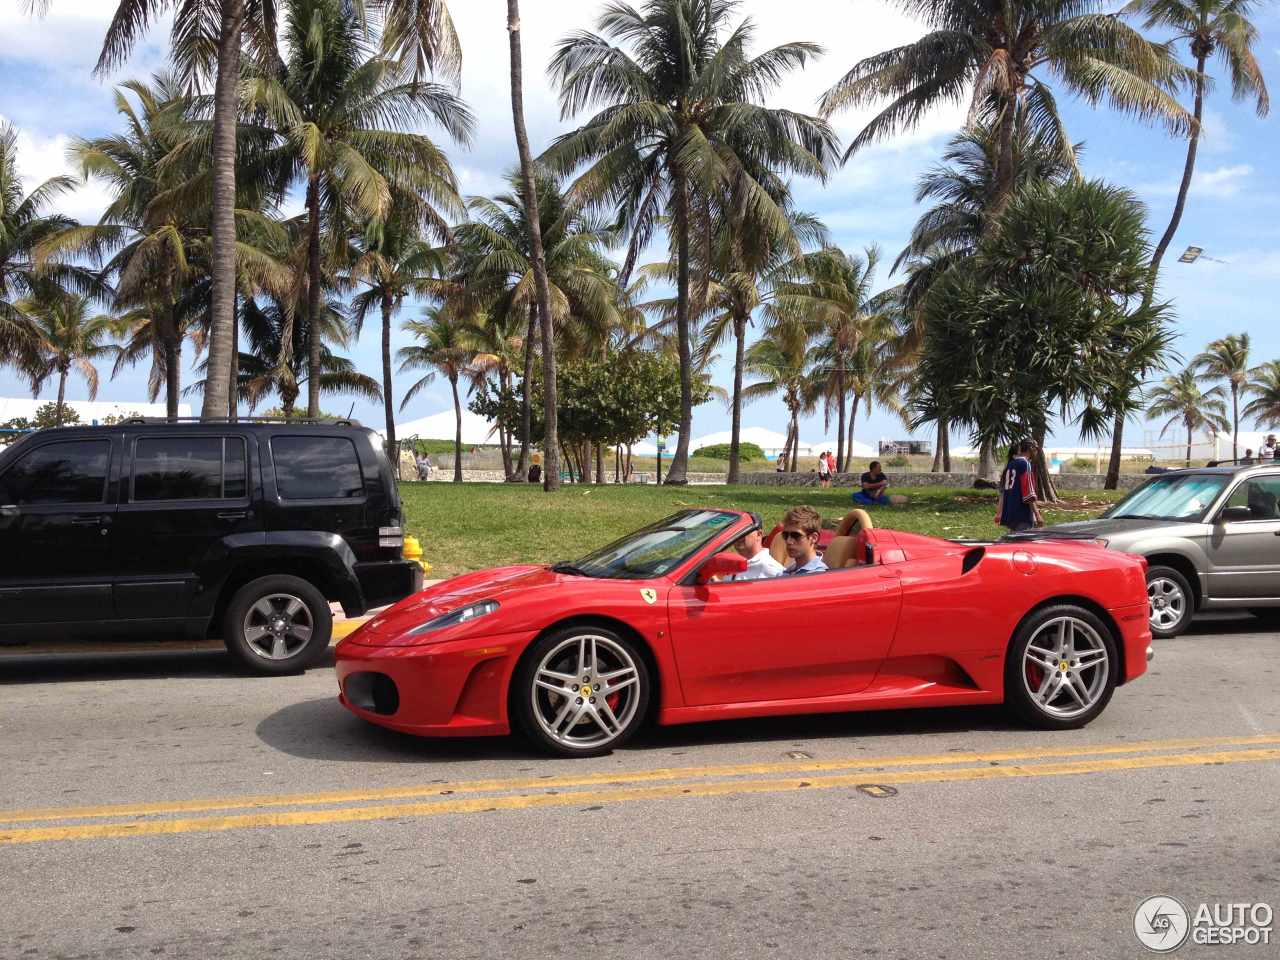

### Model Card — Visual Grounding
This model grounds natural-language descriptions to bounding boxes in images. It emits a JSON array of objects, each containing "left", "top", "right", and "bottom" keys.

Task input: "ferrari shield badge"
[{"left": 640, "top": 588, "right": 657, "bottom": 605}]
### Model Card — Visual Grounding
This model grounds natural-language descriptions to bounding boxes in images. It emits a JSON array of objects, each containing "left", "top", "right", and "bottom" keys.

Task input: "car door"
[
  {"left": 1204, "top": 475, "right": 1280, "bottom": 600},
  {"left": 0, "top": 436, "right": 117, "bottom": 624},
  {"left": 666, "top": 565, "right": 903, "bottom": 706},
  {"left": 111, "top": 433, "right": 260, "bottom": 620}
]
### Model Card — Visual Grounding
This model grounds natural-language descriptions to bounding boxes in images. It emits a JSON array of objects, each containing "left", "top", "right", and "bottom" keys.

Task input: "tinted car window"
[
  {"left": 134, "top": 437, "right": 248, "bottom": 501},
  {"left": 1225, "top": 476, "right": 1280, "bottom": 520},
  {"left": 271, "top": 436, "right": 363, "bottom": 499},
  {"left": 0, "top": 440, "right": 110, "bottom": 505}
]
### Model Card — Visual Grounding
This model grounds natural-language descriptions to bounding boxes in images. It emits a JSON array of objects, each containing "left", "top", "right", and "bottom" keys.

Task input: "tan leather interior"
[
  {"left": 769, "top": 533, "right": 789, "bottom": 566},
  {"left": 823, "top": 535, "right": 856, "bottom": 569},
  {"left": 835, "top": 508, "right": 874, "bottom": 537}
]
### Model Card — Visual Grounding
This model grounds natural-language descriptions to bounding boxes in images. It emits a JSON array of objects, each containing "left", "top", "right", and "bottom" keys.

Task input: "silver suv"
[{"left": 1033, "top": 463, "right": 1280, "bottom": 638}]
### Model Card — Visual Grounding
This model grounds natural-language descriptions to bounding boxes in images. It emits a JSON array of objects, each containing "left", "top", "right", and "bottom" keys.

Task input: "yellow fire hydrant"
[{"left": 402, "top": 535, "right": 431, "bottom": 576}]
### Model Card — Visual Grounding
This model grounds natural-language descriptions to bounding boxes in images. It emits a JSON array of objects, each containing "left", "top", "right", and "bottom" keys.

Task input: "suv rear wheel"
[{"left": 223, "top": 575, "right": 332, "bottom": 674}]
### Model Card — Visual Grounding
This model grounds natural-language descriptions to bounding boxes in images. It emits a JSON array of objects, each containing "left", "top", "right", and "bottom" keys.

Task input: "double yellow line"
[{"left": 3, "top": 733, "right": 1277, "bottom": 845}]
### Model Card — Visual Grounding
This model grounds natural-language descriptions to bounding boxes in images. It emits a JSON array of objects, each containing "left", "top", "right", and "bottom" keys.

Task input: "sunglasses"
[{"left": 780, "top": 530, "right": 811, "bottom": 541}]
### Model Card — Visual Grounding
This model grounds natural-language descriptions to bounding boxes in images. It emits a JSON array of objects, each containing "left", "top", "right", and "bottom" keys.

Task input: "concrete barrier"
[{"left": 738, "top": 471, "right": 1146, "bottom": 491}]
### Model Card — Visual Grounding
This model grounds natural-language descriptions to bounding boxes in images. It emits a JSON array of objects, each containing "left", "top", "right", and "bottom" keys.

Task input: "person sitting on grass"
[
  {"left": 780, "top": 506, "right": 828, "bottom": 576},
  {"left": 730, "top": 527, "right": 784, "bottom": 581},
  {"left": 852, "top": 461, "right": 890, "bottom": 506}
]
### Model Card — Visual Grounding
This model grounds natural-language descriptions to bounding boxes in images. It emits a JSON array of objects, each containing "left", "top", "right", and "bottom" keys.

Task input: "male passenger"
[
  {"left": 996, "top": 439, "right": 1043, "bottom": 532},
  {"left": 780, "top": 506, "right": 828, "bottom": 576},
  {"left": 730, "top": 528, "right": 784, "bottom": 581}
]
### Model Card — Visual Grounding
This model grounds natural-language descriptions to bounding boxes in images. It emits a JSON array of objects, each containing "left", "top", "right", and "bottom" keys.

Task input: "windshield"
[
  {"left": 569, "top": 510, "right": 741, "bottom": 580},
  {"left": 1104, "top": 474, "right": 1229, "bottom": 521}
]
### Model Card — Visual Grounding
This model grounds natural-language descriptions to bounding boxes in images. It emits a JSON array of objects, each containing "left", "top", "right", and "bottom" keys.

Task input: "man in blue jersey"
[{"left": 996, "top": 439, "right": 1043, "bottom": 533}]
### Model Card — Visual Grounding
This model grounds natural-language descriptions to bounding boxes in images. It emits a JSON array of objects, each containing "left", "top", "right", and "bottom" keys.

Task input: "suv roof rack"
[
  {"left": 120, "top": 416, "right": 360, "bottom": 427},
  {"left": 1203, "top": 458, "right": 1280, "bottom": 468}
]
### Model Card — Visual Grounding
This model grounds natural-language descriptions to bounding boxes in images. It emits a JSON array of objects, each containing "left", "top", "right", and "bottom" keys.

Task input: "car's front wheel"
[
  {"left": 513, "top": 625, "right": 650, "bottom": 757},
  {"left": 1005, "top": 604, "right": 1118, "bottom": 730},
  {"left": 1146, "top": 565, "right": 1193, "bottom": 638},
  {"left": 223, "top": 575, "right": 333, "bottom": 674}
]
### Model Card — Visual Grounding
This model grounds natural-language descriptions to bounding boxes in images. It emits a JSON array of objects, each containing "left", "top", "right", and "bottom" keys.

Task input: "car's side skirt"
[{"left": 658, "top": 687, "right": 1002, "bottom": 727}]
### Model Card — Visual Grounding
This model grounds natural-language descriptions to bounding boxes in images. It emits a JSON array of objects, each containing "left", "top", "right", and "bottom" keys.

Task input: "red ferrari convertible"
[{"left": 336, "top": 508, "right": 1153, "bottom": 757}]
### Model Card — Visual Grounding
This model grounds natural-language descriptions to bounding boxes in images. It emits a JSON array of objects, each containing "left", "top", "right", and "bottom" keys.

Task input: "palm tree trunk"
[
  {"left": 450, "top": 374, "right": 463, "bottom": 483},
  {"left": 165, "top": 333, "right": 181, "bottom": 422},
  {"left": 227, "top": 305, "right": 237, "bottom": 420},
  {"left": 985, "top": 92, "right": 1018, "bottom": 230},
  {"left": 507, "top": 0, "right": 558, "bottom": 492},
  {"left": 1186, "top": 422, "right": 1192, "bottom": 467},
  {"left": 835, "top": 368, "right": 847, "bottom": 474},
  {"left": 380, "top": 291, "right": 397, "bottom": 454},
  {"left": 1232, "top": 384, "right": 1239, "bottom": 461},
  {"left": 514, "top": 302, "right": 535, "bottom": 479},
  {"left": 790, "top": 408, "right": 801, "bottom": 475},
  {"left": 931, "top": 422, "right": 942, "bottom": 472},
  {"left": 499, "top": 369, "right": 515, "bottom": 478},
  {"left": 665, "top": 171, "right": 693, "bottom": 485},
  {"left": 55, "top": 369, "right": 67, "bottom": 426},
  {"left": 727, "top": 310, "right": 746, "bottom": 484},
  {"left": 595, "top": 442, "right": 604, "bottom": 484},
  {"left": 1105, "top": 414, "right": 1124, "bottom": 489},
  {"left": 1150, "top": 53, "right": 1207, "bottom": 277},
  {"left": 978, "top": 439, "right": 994, "bottom": 482},
  {"left": 305, "top": 174, "right": 323, "bottom": 418},
  {"left": 847, "top": 405, "right": 858, "bottom": 474},
  {"left": 1032, "top": 424, "right": 1057, "bottom": 504},
  {"left": 941, "top": 425, "right": 951, "bottom": 472},
  {"left": 199, "top": 0, "right": 245, "bottom": 422}
]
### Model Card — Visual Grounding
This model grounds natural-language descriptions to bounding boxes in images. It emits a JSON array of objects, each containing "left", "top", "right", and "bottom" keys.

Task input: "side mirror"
[
  {"left": 1219, "top": 505, "right": 1253, "bottom": 523},
  {"left": 698, "top": 551, "right": 748, "bottom": 585}
]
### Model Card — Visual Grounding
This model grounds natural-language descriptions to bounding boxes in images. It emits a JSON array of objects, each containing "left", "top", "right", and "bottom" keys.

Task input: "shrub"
[
  {"left": 885, "top": 454, "right": 909, "bottom": 468},
  {"left": 692, "top": 442, "right": 765, "bottom": 462}
]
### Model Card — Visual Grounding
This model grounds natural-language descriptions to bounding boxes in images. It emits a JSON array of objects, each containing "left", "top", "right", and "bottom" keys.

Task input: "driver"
[
  {"left": 730, "top": 528, "right": 784, "bottom": 581},
  {"left": 780, "top": 506, "right": 828, "bottom": 576}
]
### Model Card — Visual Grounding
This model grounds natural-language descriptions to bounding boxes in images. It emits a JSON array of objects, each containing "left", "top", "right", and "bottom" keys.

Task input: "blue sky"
[{"left": 2, "top": 0, "right": 1278, "bottom": 455}]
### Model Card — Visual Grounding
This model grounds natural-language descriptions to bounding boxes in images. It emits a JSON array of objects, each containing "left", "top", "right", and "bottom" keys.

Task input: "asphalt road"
[{"left": 1, "top": 615, "right": 1277, "bottom": 960}]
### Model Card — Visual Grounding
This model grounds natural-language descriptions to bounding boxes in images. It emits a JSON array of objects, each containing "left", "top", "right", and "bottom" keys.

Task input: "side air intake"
[{"left": 961, "top": 547, "right": 985, "bottom": 574}]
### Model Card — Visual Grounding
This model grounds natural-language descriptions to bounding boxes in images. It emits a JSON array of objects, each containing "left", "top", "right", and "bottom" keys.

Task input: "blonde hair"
[{"left": 783, "top": 505, "right": 822, "bottom": 535}]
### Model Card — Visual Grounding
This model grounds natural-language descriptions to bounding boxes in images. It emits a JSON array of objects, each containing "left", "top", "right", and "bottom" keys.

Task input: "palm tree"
[
  {"left": 505, "top": 0, "right": 560, "bottom": 491},
  {"left": 463, "top": 308, "right": 528, "bottom": 478},
  {"left": 1147, "top": 367, "right": 1230, "bottom": 465},
  {"left": 821, "top": 0, "right": 1191, "bottom": 222},
  {"left": 453, "top": 170, "right": 622, "bottom": 477},
  {"left": 772, "top": 246, "right": 899, "bottom": 473},
  {"left": 1193, "top": 333, "right": 1251, "bottom": 460},
  {"left": 350, "top": 210, "right": 449, "bottom": 454},
  {"left": 1124, "top": 0, "right": 1269, "bottom": 276},
  {"left": 245, "top": 0, "right": 472, "bottom": 419},
  {"left": 17, "top": 293, "right": 117, "bottom": 426},
  {"left": 1242, "top": 360, "right": 1280, "bottom": 429},
  {"left": 742, "top": 326, "right": 818, "bottom": 474},
  {"left": 87, "top": 0, "right": 462, "bottom": 422},
  {"left": 545, "top": 0, "right": 837, "bottom": 484},
  {"left": 0, "top": 121, "right": 94, "bottom": 364},
  {"left": 398, "top": 309, "right": 478, "bottom": 482},
  {"left": 232, "top": 296, "right": 380, "bottom": 415}
]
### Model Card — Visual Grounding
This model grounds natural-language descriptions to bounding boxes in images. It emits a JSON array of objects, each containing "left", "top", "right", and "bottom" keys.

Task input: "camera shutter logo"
[{"left": 1135, "top": 896, "right": 1190, "bottom": 953}]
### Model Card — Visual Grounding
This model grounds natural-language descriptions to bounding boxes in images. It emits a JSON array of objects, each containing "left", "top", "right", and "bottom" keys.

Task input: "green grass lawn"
[{"left": 399, "top": 482, "right": 1125, "bottom": 578}]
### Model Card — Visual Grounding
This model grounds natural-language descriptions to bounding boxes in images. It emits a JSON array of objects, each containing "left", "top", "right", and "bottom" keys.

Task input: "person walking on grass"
[
  {"left": 996, "top": 439, "right": 1043, "bottom": 533},
  {"left": 818, "top": 450, "right": 832, "bottom": 488}
]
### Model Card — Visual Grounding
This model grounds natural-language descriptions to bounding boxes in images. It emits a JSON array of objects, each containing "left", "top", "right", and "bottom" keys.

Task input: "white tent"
[
  {"left": 802, "top": 437, "right": 877, "bottom": 460},
  {"left": 392, "top": 409, "right": 501, "bottom": 445},
  {"left": 0, "top": 397, "right": 192, "bottom": 422}
]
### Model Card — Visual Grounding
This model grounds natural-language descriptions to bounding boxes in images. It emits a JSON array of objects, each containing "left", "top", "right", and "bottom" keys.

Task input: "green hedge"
[{"left": 692, "top": 441, "right": 765, "bottom": 462}]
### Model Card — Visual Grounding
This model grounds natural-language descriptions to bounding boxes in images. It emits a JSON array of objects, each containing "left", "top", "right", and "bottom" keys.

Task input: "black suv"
[{"left": 0, "top": 419, "right": 421, "bottom": 673}]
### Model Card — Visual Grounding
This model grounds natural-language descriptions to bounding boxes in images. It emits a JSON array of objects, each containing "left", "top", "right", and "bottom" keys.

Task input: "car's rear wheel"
[
  {"left": 1005, "top": 604, "right": 1117, "bottom": 730},
  {"left": 1147, "top": 565, "right": 1193, "bottom": 638},
  {"left": 223, "top": 575, "right": 332, "bottom": 674},
  {"left": 514, "top": 625, "right": 650, "bottom": 757}
]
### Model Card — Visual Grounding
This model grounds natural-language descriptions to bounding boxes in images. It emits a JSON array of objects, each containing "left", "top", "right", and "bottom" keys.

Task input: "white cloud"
[
  {"left": 1198, "top": 108, "right": 1235, "bottom": 155},
  {"left": 1148, "top": 163, "right": 1254, "bottom": 199},
  {"left": 1, "top": 115, "right": 111, "bottom": 224}
]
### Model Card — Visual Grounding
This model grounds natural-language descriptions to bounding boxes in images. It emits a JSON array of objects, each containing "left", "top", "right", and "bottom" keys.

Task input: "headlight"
[{"left": 405, "top": 600, "right": 499, "bottom": 638}]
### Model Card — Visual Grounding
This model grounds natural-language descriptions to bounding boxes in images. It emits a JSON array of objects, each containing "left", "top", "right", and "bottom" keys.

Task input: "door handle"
[
  {"left": 70, "top": 515, "right": 103, "bottom": 526},
  {"left": 217, "top": 510, "right": 250, "bottom": 521}
]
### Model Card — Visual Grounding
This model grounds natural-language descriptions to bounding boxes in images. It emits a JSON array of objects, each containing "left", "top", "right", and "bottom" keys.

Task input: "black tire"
[
  {"left": 1146, "top": 565, "right": 1194, "bottom": 639},
  {"left": 1248, "top": 608, "right": 1280, "bottom": 625},
  {"left": 512, "top": 624, "right": 651, "bottom": 758},
  {"left": 1004, "top": 603, "right": 1118, "bottom": 730},
  {"left": 223, "top": 574, "right": 332, "bottom": 675}
]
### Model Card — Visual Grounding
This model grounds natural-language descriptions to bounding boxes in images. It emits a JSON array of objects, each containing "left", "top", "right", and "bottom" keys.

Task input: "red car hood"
[{"left": 344, "top": 564, "right": 557, "bottom": 646}]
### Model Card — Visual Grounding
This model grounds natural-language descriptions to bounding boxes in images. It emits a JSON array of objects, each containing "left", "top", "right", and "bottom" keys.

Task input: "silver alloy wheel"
[
  {"left": 1147, "top": 576, "right": 1187, "bottom": 631},
  {"left": 531, "top": 634, "right": 641, "bottom": 749},
  {"left": 242, "top": 593, "right": 314, "bottom": 661},
  {"left": 1021, "top": 616, "right": 1111, "bottom": 720}
]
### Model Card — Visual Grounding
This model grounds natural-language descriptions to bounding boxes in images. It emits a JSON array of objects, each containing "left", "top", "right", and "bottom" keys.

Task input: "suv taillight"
[{"left": 379, "top": 525, "right": 403, "bottom": 549}]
